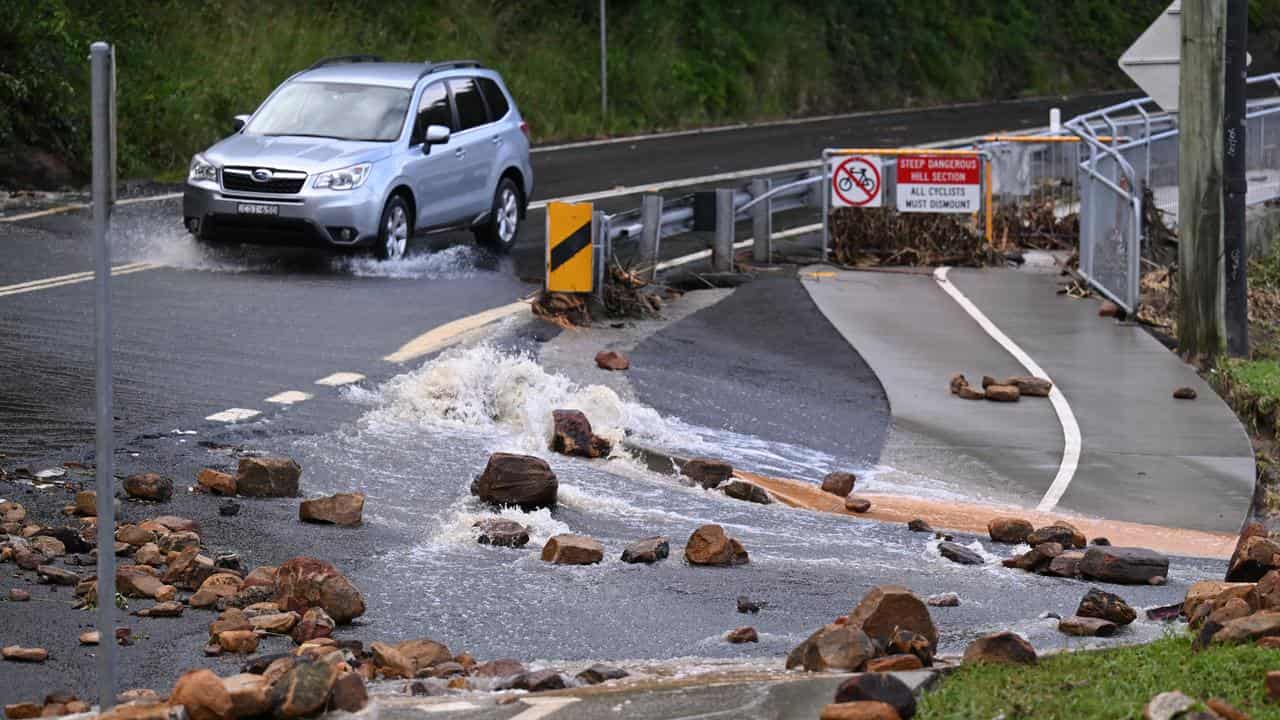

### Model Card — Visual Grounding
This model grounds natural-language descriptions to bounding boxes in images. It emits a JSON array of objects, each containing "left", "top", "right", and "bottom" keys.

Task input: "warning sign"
[
  {"left": 896, "top": 154, "right": 982, "bottom": 214},
  {"left": 546, "top": 201, "right": 594, "bottom": 292},
  {"left": 830, "top": 156, "right": 882, "bottom": 208}
]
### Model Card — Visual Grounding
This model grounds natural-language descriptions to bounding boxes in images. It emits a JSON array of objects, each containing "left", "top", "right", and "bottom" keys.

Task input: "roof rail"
[
  {"left": 307, "top": 55, "right": 385, "bottom": 70},
  {"left": 418, "top": 59, "right": 484, "bottom": 80}
]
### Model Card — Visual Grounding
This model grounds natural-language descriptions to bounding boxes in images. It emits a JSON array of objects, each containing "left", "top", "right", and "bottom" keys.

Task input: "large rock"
[
  {"left": 470, "top": 453, "right": 558, "bottom": 510},
  {"left": 684, "top": 524, "right": 749, "bottom": 566},
  {"left": 682, "top": 459, "right": 733, "bottom": 489},
  {"left": 846, "top": 585, "right": 938, "bottom": 654},
  {"left": 74, "top": 491, "right": 98, "bottom": 517},
  {"left": 541, "top": 534, "right": 604, "bottom": 565},
  {"left": 370, "top": 642, "right": 414, "bottom": 678},
  {"left": 789, "top": 624, "right": 876, "bottom": 672},
  {"left": 987, "top": 517, "right": 1034, "bottom": 544},
  {"left": 329, "top": 672, "right": 367, "bottom": 713},
  {"left": 550, "top": 409, "right": 611, "bottom": 459},
  {"left": 163, "top": 547, "right": 217, "bottom": 590},
  {"left": 158, "top": 530, "right": 201, "bottom": 554},
  {"left": 474, "top": 518, "right": 530, "bottom": 548},
  {"left": 197, "top": 469, "right": 237, "bottom": 496},
  {"left": 250, "top": 612, "right": 300, "bottom": 635},
  {"left": 269, "top": 659, "right": 340, "bottom": 718},
  {"left": 222, "top": 674, "right": 270, "bottom": 719},
  {"left": 217, "top": 630, "right": 259, "bottom": 655},
  {"left": 397, "top": 638, "right": 452, "bottom": 675},
  {"left": 1079, "top": 547, "right": 1170, "bottom": 585},
  {"left": 1077, "top": 587, "right": 1137, "bottom": 626},
  {"left": 291, "top": 607, "right": 335, "bottom": 644},
  {"left": 595, "top": 350, "right": 630, "bottom": 371},
  {"left": 962, "top": 632, "right": 1036, "bottom": 665},
  {"left": 621, "top": 536, "right": 669, "bottom": 564},
  {"left": 29, "top": 536, "right": 65, "bottom": 558},
  {"left": 235, "top": 457, "right": 301, "bottom": 498},
  {"left": 34, "top": 526, "right": 91, "bottom": 554},
  {"left": 723, "top": 480, "right": 772, "bottom": 505},
  {"left": 117, "top": 565, "right": 165, "bottom": 598},
  {"left": 124, "top": 473, "right": 173, "bottom": 503},
  {"left": 169, "top": 669, "right": 232, "bottom": 720},
  {"left": 1226, "top": 526, "right": 1280, "bottom": 581},
  {"left": 1211, "top": 610, "right": 1280, "bottom": 645},
  {"left": 938, "top": 542, "right": 984, "bottom": 565},
  {"left": 190, "top": 573, "right": 243, "bottom": 608},
  {"left": 821, "top": 472, "right": 857, "bottom": 497},
  {"left": 1027, "top": 523, "right": 1085, "bottom": 549},
  {"left": 298, "top": 493, "right": 364, "bottom": 527},
  {"left": 1181, "top": 581, "right": 1253, "bottom": 619},
  {"left": 1058, "top": 616, "right": 1118, "bottom": 637},
  {"left": 1003, "top": 542, "right": 1063, "bottom": 573},
  {"left": 1046, "top": 551, "right": 1085, "bottom": 578},
  {"left": 833, "top": 673, "right": 916, "bottom": 719},
  {"left": 274, "top": 557, "right": 366, "bottom": 624}
]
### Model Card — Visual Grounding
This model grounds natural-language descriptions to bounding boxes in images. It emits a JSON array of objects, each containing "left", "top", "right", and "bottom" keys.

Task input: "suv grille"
[{"left": 222, "top": 167, "right": 307, "bottom": 194}]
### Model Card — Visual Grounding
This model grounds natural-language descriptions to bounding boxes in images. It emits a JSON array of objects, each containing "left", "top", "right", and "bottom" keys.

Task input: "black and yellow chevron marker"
[{"left": 545, "top": 201, "right": 594, "bottom": 292}]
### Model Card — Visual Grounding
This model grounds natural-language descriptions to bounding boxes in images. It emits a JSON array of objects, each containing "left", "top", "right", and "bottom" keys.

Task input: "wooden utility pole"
[{"left": 1178, "top": 0, "right": 1226, "bottom": 357}]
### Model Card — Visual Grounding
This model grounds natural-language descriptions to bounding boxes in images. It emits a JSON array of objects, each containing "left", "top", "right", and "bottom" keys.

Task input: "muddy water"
[{"left": 284, "top": 345, "right": 1221, "bottom": 666}]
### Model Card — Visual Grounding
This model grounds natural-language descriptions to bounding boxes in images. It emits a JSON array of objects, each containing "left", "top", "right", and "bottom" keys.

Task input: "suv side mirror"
[
  {"left": 232, "top": 114, "right": 251, "bottom": 133},
  {"left": 422, "top": 125, "right": 450, "bottom": 154}
]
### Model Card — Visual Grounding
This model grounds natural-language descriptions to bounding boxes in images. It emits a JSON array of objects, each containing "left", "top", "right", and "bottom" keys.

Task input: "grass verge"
[{"left": 917, "top": 633, "right": 1280, "bottom": 720}]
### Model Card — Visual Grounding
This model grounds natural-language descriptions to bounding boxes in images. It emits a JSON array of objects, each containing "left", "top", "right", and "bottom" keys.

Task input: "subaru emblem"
[{"left": 251, "top": 168, "right": 273, "bottom": 182}]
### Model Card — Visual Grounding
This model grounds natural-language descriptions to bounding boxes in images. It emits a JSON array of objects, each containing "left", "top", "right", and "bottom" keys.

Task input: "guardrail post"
[
  {"left": 640, "top": 194, "right": 662, "bottom": 281},
  {"left": 712, "top": 188, "right": 734, "bottom": 272},
  {"left": 750, "top": 178, "right": 771, "bottom": 263},
  {"left": 592, "top": 211, "right": 607, "bottom": 300}
]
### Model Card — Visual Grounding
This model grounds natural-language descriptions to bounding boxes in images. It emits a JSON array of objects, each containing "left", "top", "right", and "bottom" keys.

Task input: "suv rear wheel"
[
  {"left": 475, "top": 177, "right": 521, "bottom": 253},
  {"left": 375, "top": 195, "right": 411, "bottom": 261}
]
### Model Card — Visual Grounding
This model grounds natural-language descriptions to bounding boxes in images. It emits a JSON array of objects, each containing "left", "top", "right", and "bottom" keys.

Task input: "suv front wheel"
[
  {"left": 475, "top": 178, "right": 521, "bottom": 253},
  {"left": 375, "top": 195, "right": 411, "bottom": 261}
]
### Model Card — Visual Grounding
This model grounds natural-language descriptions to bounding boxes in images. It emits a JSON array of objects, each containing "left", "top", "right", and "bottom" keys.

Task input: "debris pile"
[{"left": 829, "top": 208, "right": 1000, "bottom": 268}]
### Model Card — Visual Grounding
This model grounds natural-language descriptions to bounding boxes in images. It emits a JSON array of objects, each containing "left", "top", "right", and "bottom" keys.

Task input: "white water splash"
[{"left": 331, "top": 245, "right": 481, "bottom": 279}]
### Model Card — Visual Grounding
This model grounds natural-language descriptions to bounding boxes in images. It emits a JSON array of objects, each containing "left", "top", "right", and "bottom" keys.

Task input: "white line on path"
[
  {"left": 508, "top": 698, "right": 581, "bottom": 720},
  {"left": 205, "top": 408, "right": 261, "bottom": 423},
  {"left": 0, "top": 262, "right": 158, "bottom": 298},
  {"left": 314, "top": 372, "right": 366, "bottom": 387},
  {"left": 932, "top": 266, "right": 1082, "bottom": 512},
  {"left": 264, "top": 390, "right": 312, "bottom": 405}
]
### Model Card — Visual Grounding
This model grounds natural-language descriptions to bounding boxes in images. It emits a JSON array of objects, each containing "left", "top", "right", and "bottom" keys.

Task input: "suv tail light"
[{"left": 519, "top": 121, "right": 529, "bottom": 139}]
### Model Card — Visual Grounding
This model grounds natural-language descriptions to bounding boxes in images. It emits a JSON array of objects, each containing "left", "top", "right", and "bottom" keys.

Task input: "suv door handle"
[
  {"left": 491, "top": 136, "right": 502, "bottom": 145},
  {"left": 454, "top": 147, "right": 466, "bottom": 158}
]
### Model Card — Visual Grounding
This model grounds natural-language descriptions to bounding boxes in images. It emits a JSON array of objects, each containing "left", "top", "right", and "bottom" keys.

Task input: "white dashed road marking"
[
  {"left": 205, "top": 408, "right": 261, "bottom": 423},
  {"left": 509, "top": 697, "right": 581, "bottom": 720},
  {"left": 0, "top": 262, "right": 158, "bottom": 298},
  {"left": 314, "top": 372, "right": 366, "bottom": 387},
  {"left": 264, "top": 391, "right": 313, "bottom": 405}
]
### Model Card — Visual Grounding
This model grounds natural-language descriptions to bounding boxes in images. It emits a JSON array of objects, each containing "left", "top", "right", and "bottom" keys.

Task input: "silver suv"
[{"left": 183, "top": 56, "right": 533, "bottom": 260}]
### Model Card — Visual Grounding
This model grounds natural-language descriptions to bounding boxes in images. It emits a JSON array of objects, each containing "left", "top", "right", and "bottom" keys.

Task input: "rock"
[
  {"left": 250, "top": 612, "right": 300, "bottom": 634},
  {"left": 36, "top": 565, "right": 78, "bottom": 586},
  {"left": 34, "top": 526, "right": 91, "bottom": 554},
  {"left": 620, "top": 536, "right": 669, "bottom": 564},
  {"left": 737, "top": 596, "right": 766, "bottom": 613},
  {"left": 1208, "top": 597, "right": 1252, "bottom": 626},
  {"left": 1058, "top": 615, "right": 1118, "bottom": 637},
  {"left": 217, "top": 630, "right": 259, "bottom": 654},
  {"left": 235, "top": 457, "right": 301, "bottom": 498},
  {"left": 938, "top": 541, "right": 984, "bottom": 565},
  {"left": 222, "top": 674, "right": 270, "bottom": 719},
  {"left": 74, "top": 491, "right": 97, "bottom": 517},
  {"left": 984, "top": 384, "right": 1021, "bottom": 402},
  {"left": 726, "top": 627, "right": 759, "bottom": 643},
  {"left": 329, "top": 672, "right": 368, "bottom": 713},
  {"left": 210, "top": 608, "right": 253, "bottom": 638},
  {"left": 1046, "top": 551, "right": 1085, "bottom": 578},
  {"left": 190, "top": 573, "right": 244, "bottom": 608},
  {"left": 819, "top": 702, "right": 902, "bottom": 720},
  {"left": 833, "top": 673, "right": 916, "bottom": 719},
  {"left": 3, "top": 703, "right": 42, "bottom": 720},
  {"left": 215, "top": 554, "right": 244, "bottom": 573},
  {"left": 370, "top": 641, "right": 414, "bottom": 678},
  {"left": 12, "top": 547, "right": 45, "bottom": 571},
  {"left": 1226, "top": 529, "right": 1280, "bottom": 581},
  {"left": 242, "top": 566, "right": 278, "bottom": 590},
  {"left": 684, "top": 524, "right": 749, "bottom": 566},
  {"left": 219, "top": 501, "right": 241, "bottom": 517},
  {"left": 550, "top": 409, "right": 612, "bottom": 459},
  {"left": 98, "top": 701, "right": 176, "bottom": 720},
  {"left": 291, "top": 607, "right": 335, "bottom": 644},
  {"left": 541, "top": 534, "right": 604, "bottom": 565},
  {"left": 158, "top": 531, "right": 201, "bottom": 553},
  {"left": 1268, "top": 671, "right": 1280, "bottom": 702},
  {"left": 116, "top": 689, "right": 162, "bottom": 705},
  {"left": 512, "top": 670, "right": 566, "bottom": 693},
  {"left": 791, "top": 624, "right": 877, "bottom": 672},
  {"left": 576, "top": 664, "right": 628, "bottom": 685},
  {"left": 134, "top": 600, "right": 184, "bottom": 618},
  {"left": 1027, "top": 524, "right": 1085, "bottom": 549},
  {"left": 197, "top": 469, "right": 237, "bottom": 496},
  {"left": 219, "top": 585, "right": 274, "bottom": 611},
  {"left": 1144, "top": 691, "right": 1195, "bottom": 720},
  {"left": 846, "top": 585, "right": 939, "bottom": 654},
  {"left": 170, "top": 669, "right": 232, "bottom": 720},
  {"left": 950, "top": 373, "right": 986, "bottom": 400},
  {"left": 1186, "top": 582, "right": 1256, "bottom": 619},
  {"left": 269, "top": 659, "right": 340, "bottom": 718},
  {"left": 150, "top": 515, "right": 199, "bottom": 533},
  {"left": 116, "top": 525, "right": 156, "bottom": 547},
  {"left": 865, "top": 654, "right": 925, "bottom": 672},
  {"left": 8, "top": 588, "right": 30, "bottom": 602},
  {"left": 242, "top": 602, "right": 281, "bottom": 619},
  {"left": 927, "top": 593, "right": 959, "bottom": 607},
  {"left": 470, "top": 453, "right": 558, "bottom": 510},
  {"left": 1003, "top": 542, "right": 1064, "bottom": 574},
  {"left": 124, "top": 473, "right": 173, "bottom": 502},
  {"left": 474, "top": 518, "right": 530, "bottom": 548},
  {"left": 274, "top": 556, "right": 365, "bottom": 624},
  {"left": 595, "top": 350, "right": 630, "bottom": 371},
  {"left": 1099, "top": 300, "right": 1120, "bottom": 317},
  {"left": 987, "top": 517, "right": 1034, "bottom": 544},
  {"left": 906, "top": 519, "right": 932, "bottom": 533},
  {"left": 822, "top": 472, "right": 857, "bottom": 497},
  {"left": 1077, "top": 587, "right": 1137, "bottom": 626},
  {"left": 962, "top": 632, "right": 1036, "bottom": 665},
  {"left": 473, "top": 658, "right": 526, "bottom": 678},
  {"left": 117, "top": 565, "right": 165, "bottom": 598},
  {"left": 298, "top": 493, "right": 364, "bottom": 527},
  {"left": 134, "top": 543, "right": 165, "bottom": 567},
  {"left": 1080, "top": 546, "right": 1170, "bottom": 585},
  {"left": 1206, "top": 698, "right": 1249, "bottom": 720},
  {"left": 397, "top": 638, "right": 452, "bottom": 674},
  {"left": 887, "top": 629, "right": 934, "bottom": 666},
  {"left": 682, "top": 458, "right": 733, "bottom": 489},
  {"left": 1173, "top": 387, "right": 1198, "bottom": 400},
  {"left": 2, "top": 646, "right": 46, "bottom": 662},
  {"left": 1211, "top": 610, "right": 1280, "bottom": 645},
  {"left": 723, "top": 479, "right": 771, "bottom": 504},
  {"left": 990, "top": 376, "right": 1053, "bottom": 397},
  {"left": 845, "top": 495, "right": 872, "bottom": 513},
  {"left": 1147, "top": 603, "right": 1183, "bottom": 622}
]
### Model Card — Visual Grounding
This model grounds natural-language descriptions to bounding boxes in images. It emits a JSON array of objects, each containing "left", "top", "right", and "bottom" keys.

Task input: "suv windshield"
[{"left": 246, "top": 81, "right": 411, "bottom": 142}]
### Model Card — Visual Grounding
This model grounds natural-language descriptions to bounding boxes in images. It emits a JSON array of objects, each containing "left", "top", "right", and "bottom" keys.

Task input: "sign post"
[{"left": 90, "top": 40, "right": 118, "bottom": 712}]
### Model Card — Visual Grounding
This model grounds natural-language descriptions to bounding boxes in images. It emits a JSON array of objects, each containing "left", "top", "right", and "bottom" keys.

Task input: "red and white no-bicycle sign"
[{"left": 830, "top": 155, "right": 883, "bottom": 208}]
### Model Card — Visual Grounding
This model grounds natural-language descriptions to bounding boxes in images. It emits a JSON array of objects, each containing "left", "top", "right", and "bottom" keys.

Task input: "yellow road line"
[
  {"left": 0, "top": 262, "right": 158, "bottom": 298},
  {"left": 383, "top": 300, "right": 529, "bottom": 364}
]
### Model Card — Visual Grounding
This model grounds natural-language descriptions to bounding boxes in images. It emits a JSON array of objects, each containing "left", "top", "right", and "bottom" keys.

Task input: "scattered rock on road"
[
  {"left": 723, "top": 479, "right": 772, "bottom": 504},
  {"left": 1, "top": 646, "right": 48, "bottom": 663},
  {"left": 846, "top": 585, "right": 938, "bottom": 654},
  {"left": 219, "top": 500, "right": 241, "bottom": 517},
  {"left": 541, "top": 534, "right": 604, "bottom": 565},
  {"left": 36, "top": 565, "right": 78, "bottom": 586},
  {"left": 866, "top": 654, "right": 925, "bottom": 672},
  {"left": 1173, "top": 386, "right": 1198, "bottom": 400},
  {"left": 927, "top": 593, "right": 959, "bottom": 607},
  {"left": 595, "top": 350, "right": 630, "bottom": 371},
  {"left": 124, "top": 473, "right": 174, "bottom": 502},
  {"left": 737, "top": 596, "right": 766, "bottom": 613},
  {"left": 1058, "top": 615, "right": 1118, "bottom": 637},
  {"left": 620, "top": 536, "right": 669, "bottom": 564},
  {"left": 1046, "top": 551, "right": 1084, "bottom": 578},
  {"left": 726, "top": 626, "right": 759, "bottom": 644},
  {"left": 268, "top": 658, "right": 340, "bottom": 718},
  {"left": 471, "top": 453, "right": 558, "bottom": 510},
  {"left": 938, "top": 541, "right": 984, "bottom": 565},
  {"left": 822, "top": 472, "right": 857, "bottom": 496},
  {"left": 274, "top": 556, "right": 366, "bottom": 624},
  {"left": 833, "top": 673, "right": 917, "bottom": 719},
  {"left": 962, "top": 632, "right": 1036, "bottom": 665},
  {"left": 292, "top": 607, "right": 335, "bottom": 644},
  {"left": 1077, "top": 587, "right": 1137, "bottom": 626},
  {"left": 576, "top": 664, "right": 628, "bottom": 685},
  {"left": 197, "top": 469, "right": 237, "bottom": 496},
  {"left": 550, "top": 409, "right": 612, "bottom": 459},
  {"left": 170, "top": 668, "right": 233, "bottom": 720},
  {"left": 845, "top": 495, "right": 872, "bottom": 513},
  {"left": 298, "top": 493, "right": 365, "bottom": 527},
  {"left": 682, "top": 458, "right": 733, "bottom": 489},
  {"left": 987, "top": 516, "right": 1034, "bottom": 544},
  {"left": 1003, "top": 542, "right": 1063, "bottom": 573},
  {"left": 235, "top": 456, "right": 301, "bottom": 498},
  {"left": 1080, "top": 546, "right": 1170, "bottom": 585},
  {"left": 1099, "top": 301, "right": 1120, "bottom": 318},
  {"left": 8, "top": 589, "right": 30, "bottom": 602},
  {"left": 984, "top": 384, "right": 1021, "bottom": 402},
  {"left": 474, "top": 518, "right": 530, "bottom": 548},
  {"left": 684, "top": 524, "right": 748, "bottom": 566},
  {"left": 907, "top": 518, "right": 933, "bottom": 533},
  {"left": 789, "top": 623, "right": 877, "bottom": 672},
  {"left": 984, "top": 375, "right": 1053, "bottom": 397},
  {"left": 1027, "top": 522, "right": 1086, "bottom": 549},
  {"left": 74, "top": 491, "right": 97, "bottom": 517}
]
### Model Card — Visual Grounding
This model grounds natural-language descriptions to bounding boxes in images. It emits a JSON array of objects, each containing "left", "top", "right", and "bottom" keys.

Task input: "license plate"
[{"left": 237, "top": 203, "right": 278, "bottom": 216}]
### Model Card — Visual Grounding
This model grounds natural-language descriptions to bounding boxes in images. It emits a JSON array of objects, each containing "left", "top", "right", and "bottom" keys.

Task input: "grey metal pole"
[
  {"left": 90, "top": 40, "right": 117, "bottom": 712},
  {"left": 750, "top": 178, "right": 772, "bottom": 263},
  {"left": 639, "top": 194, "right": 663, "bottom": 281},
  {"left": 593, "top": 210, "right": 607, "bottom": 301},
  {"left": 1224, "top": 0, "right": 1250, "bottom": 356},
  {"left": 599, "top": 0, "right": 607, "bottom": 124},
  {"left": 712, "top": 188, "right": 734, "bottom": 273}
]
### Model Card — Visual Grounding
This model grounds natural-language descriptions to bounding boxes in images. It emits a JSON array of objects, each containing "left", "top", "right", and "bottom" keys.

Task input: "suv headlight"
[
  {"left": 313, "top": 163, "right": 372, "bottom": 191},
  {"left": 188, "top": 154, "right": 217, "bottom": 183}
]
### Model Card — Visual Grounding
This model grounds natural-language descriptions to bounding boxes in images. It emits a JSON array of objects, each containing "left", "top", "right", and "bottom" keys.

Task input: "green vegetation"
[
  {"left": 4, "top": 0, "right": 1280, "bottom": 184},
  {"left": 917, "top": 634, "right": 1280, "bottom": 720}
]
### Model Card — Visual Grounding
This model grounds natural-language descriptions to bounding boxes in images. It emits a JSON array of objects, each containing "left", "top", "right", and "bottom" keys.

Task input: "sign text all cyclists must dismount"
[{"left": 896, "top": 154, "right": 981, "bottom": 214}]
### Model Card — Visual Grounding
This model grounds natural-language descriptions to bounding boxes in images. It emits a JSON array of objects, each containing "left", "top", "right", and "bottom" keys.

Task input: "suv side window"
[
  {"left": 449, "top": 78, "right": 489, "bottom": 131},
  {"left": 477, "top": 78, "right": 510, "bottom": 120},
  {"left": 414, "top": 82, "right": 453, "bottom": 142}
]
